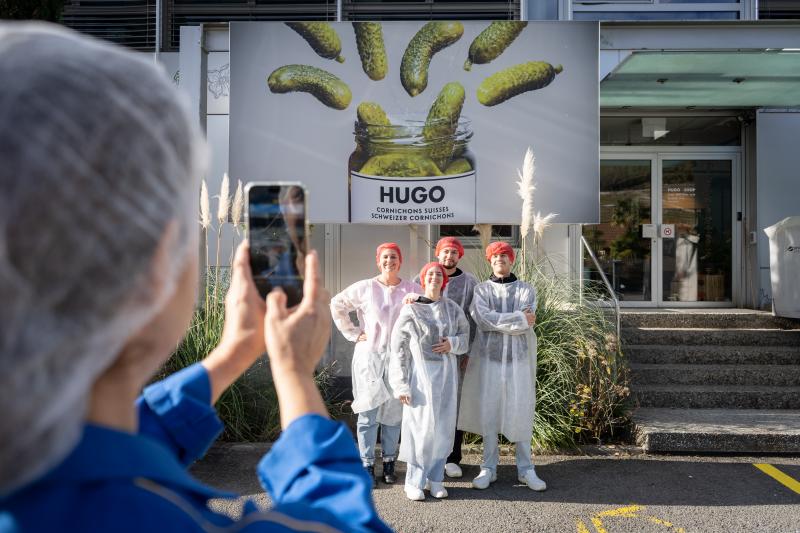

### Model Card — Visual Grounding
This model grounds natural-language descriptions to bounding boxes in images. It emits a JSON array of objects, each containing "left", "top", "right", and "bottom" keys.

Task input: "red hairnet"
[
  {"left": 485, "top": 241, "right": 515, "bottom": 263},
  {"left": 376, "top": 242, "right": 402, "bottom": 265},
  {"left": 419, "top": 262, "right": 449, "bottom": 291},
  {"left": 435, "top": 237, "right": 464, "bottom": 259}
]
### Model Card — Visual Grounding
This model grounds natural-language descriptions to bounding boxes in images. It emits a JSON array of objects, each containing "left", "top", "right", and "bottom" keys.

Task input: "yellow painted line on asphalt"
[
  {"left": 590, "top": 517, "right": 608, "bottom": 533},
  {"left": 754, "top": 463, "right": 800, "bottom": 495},
  {"left": 596, "top": 504, "right": 642, "bottom": 518},
  {"left": 577, "top": 504, "right": 685, "bottom": 533}
]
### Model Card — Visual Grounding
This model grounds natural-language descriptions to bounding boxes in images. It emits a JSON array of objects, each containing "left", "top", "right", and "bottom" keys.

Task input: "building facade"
[{"left": 62, "top": 0, "right": 800, "bottom": 374}]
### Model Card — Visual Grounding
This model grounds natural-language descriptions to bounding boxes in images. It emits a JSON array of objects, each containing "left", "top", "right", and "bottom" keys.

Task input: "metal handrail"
[{"left": 580, "top": 236, "right": 621, "bottom": 341}]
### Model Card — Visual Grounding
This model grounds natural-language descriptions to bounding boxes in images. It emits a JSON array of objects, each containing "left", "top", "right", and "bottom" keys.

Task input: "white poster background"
[{"left": 230, "top": 21, "right": 599, "bottom": 224}]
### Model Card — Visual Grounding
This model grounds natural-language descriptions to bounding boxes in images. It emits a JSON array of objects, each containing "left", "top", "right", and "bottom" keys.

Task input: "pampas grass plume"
[
  {"left": 533, "top": 212, "right": 557, "bottom": 242},
  {"left": 217, "top": 173, "right": 230, "bottom": 225},
  {"left": 200, "top": 179, "right": 211, "bottom": 229},
  {"left": 516, "top": 147, "right": 536, "bottom": 241},
  {"left": 231, "top": 180, "right": 244, "bottom": 229}
]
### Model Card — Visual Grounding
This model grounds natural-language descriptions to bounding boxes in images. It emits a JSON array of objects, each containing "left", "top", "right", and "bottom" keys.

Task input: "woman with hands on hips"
[
  {"left": 329, "top": 243, "right": 421, "bottom": 486},
  {"left": 389, "top": 262, "right": 470, "bottom": 502}
]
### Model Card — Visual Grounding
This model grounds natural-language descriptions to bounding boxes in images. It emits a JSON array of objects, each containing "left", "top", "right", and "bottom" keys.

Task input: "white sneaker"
[
  {"left": 444, "top": 462, "right": 463, "bottom": 478},
  {"left": 405, "top": 485, "right": 425, "bottom": 501},
  {"left": 471, "top": 468, "right": 497, "bottom": 489},
  {"left": 429, "top": 481, "right": 448, "bottom": 499},
  {"left": 518, "top": 468, "right": 547, "bottom": 491}
]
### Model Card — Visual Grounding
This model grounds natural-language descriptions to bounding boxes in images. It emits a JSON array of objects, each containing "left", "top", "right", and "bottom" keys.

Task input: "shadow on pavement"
[{"left": 191, "top": 444, "right": 800, "bottom": 507}]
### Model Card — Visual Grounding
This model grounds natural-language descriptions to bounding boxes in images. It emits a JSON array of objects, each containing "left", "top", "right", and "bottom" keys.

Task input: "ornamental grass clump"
[{"left": 526, "top": 260, "right": 629, "bottom": 448}]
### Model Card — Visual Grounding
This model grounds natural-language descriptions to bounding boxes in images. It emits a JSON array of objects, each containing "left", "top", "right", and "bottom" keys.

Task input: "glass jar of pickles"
[{"left": 349, "top": 113, "right": 474, "bottom": 179}]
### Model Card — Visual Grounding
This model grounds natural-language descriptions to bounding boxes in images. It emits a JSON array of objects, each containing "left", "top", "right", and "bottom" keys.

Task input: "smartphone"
[{"left": 245, "top": 182, "right": 308, "bottom": 307}]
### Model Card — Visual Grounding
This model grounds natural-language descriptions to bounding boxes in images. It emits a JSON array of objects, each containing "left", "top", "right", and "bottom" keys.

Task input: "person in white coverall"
[
  {"left": 390, "top": 262, "right": 470, "bottom": 501},
  {"left": 458, "top": 241, "right": 547, "bottom": 491},
  {"left": 410, "top": 236, "right": 478, "bottom": 479},
  {"left": 330, "top": 242, "right": 421, "bottom": 485}
]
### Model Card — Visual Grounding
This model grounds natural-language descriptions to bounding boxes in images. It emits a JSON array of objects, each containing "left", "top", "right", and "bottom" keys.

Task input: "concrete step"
[
  {"left": 620, "top": 311, "right": 800, "bottom": 330},
  {"left": 622, "top": 327, "right": 800, "bottom": 346},
  {"left": 634, "top": 408, "right": 800, "bottom": 454},
  {"left": 631, "top": 364, "right": 800, "bottom": 386},
  {"left": 626, "top": 345, "right": 800, "bottom": 365},
  {"left": 634, "top": 384, "right": 800, "bottom": 409}
]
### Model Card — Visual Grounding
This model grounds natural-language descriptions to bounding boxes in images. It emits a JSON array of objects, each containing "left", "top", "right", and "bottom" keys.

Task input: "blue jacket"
[{"left": 0, "top": 364, "right": 392, "bottom": 532}]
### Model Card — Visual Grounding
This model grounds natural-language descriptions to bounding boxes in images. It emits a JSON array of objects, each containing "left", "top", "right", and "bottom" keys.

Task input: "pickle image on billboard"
[{"left": 230, "top": 21, "right": 599, "bottom": 225}]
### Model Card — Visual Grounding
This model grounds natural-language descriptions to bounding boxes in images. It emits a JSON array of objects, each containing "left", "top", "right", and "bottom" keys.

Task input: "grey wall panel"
[{"left": 755, "top": 110, "right": 800, "bottom": 305}]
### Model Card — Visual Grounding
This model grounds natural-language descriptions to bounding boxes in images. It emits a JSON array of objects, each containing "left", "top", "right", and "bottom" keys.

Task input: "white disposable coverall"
[
  {"left": 413, "top": 269, "right": 478, "bottom": 344},
  {"left": 330, "top": 277, "right": 420, "bottom": 425},
  {"left": 389, "top": 298, "right": 469, "bottom": 485},
  {"left": 458, "top": 278, "right": 538, "bottom": 443}
]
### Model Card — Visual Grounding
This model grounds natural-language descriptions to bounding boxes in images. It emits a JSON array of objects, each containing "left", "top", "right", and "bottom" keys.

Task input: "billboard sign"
[{"left": 230, "top": 21, "right": 599, "bottom": 224}]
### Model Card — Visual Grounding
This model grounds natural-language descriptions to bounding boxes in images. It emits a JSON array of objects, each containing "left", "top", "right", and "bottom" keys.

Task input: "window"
[
  {"left": 61, "top": 0, "right": 157, "bottom": 51},
  {"left": 167, "top": 1, "right": 336, "bottom": 50},
  {"left": 759, "top": 0, "right": 800, "bottom": 19},
  {"left": 438, "top": 224, "right": 519, "bottom": 247},
  {"left": 601, "top": 116, "right": 742, "bottom": 147},
  {"left": 342, "top": 0, "right": 520, "bottom": 20},
  {"left": 572, "top": 0, "right": 743, "bottom": 21}
]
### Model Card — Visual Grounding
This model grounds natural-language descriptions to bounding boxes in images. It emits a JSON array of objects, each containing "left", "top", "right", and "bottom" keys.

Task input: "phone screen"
[{"left": 247, "top": 184, "right": 307, "bottom": 307}]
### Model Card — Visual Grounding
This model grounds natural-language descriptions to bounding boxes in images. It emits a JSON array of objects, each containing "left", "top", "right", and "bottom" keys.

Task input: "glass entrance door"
[
  {"left": 583, "top": 157, "right": 655, "bottom": 304},
  {"left": 659, "top": 157, "right": 734, "bottom": 304},
  {"left": 585, "top": 152, "right": 738, "bottom": 307}
]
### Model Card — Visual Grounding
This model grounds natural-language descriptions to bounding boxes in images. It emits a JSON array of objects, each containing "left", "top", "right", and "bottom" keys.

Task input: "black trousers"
[{"left": 446, "top": 429, "right": 464, "bottom": 464}]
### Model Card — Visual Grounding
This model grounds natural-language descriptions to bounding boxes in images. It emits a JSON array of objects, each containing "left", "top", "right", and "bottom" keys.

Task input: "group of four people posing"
[{"left": 330, "top": 237, "right": 547, "bottom": 501}]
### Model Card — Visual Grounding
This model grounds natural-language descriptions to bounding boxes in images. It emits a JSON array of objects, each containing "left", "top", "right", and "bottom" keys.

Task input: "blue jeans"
[
  {"left": 405, "top": 458, "right": 446, "bottom": 490},
  {"left": 481, "top": 434, "right": 533, "bottom": 477},
  {"left": 357, "top": 407, "right": 400, "bottom": 466}
]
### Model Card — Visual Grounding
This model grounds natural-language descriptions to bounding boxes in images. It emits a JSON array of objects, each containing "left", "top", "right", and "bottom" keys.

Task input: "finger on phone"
[
  {"left": 301, "top": 250, "right": 320, "bottom": 306},
  {"left": 266, "top": 287, "right": 288, "bottom": 321},
  {"left": 233, "top": 241, "right": 253, "bottom": 277}
]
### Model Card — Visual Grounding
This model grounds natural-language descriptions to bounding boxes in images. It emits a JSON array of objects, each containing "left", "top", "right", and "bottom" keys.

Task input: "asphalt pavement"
[{"left": 191, "top": 444, "right": 800, "bottom": 532}]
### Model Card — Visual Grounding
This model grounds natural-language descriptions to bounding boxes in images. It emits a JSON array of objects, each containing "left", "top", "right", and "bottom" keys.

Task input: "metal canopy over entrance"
[{"left": 601, "top": 50, "right": 800, "bottom": 108}]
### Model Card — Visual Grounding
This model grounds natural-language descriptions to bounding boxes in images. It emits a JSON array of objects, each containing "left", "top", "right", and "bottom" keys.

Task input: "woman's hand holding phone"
[{"left": 265, "top": 249, "right": 332, "bottom": 427}]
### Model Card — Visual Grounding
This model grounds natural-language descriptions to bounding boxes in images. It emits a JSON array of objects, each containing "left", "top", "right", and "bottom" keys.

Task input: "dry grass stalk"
[
  {"left": 200, "top": 180, "right": 212, "bottom": 324},
  {"left": 231, "top": 180, "right": 244, "bottom": 232},
  {"left": 213, "top": 174, "right": 231, "bottom": 317}
]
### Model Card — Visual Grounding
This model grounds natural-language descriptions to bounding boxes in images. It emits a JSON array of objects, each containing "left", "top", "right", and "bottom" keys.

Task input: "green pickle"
[
  {"left": 359, "top": 154, "right": 443, "bottom": 178},
  {"left": 464, "top": 21, "right": 527, "bottom": 71},
  {"left": 285, "top": 22, "right": 344, "bottom": 63},
  {"left": 423, "top": 82, "right": 465, "bottom": 171},
  {"left": 477, "top": 61, "right": 563, "bottom": 107},
  {"left": 353, "top": 22, "right": 388, "bottom": 81},
  {"left": 401, "top": 21, "right": 464, "bottom": 97},
  {"left": 357, "top": 102, "right": 393, "bottom": 138},
  {"left": 444, "top": 158, "right": 472, "bottom": 175},
  {"left": 268, "top": 65, "right": 352, "bottom": 110}
]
